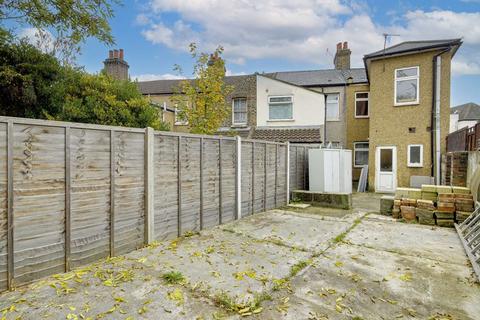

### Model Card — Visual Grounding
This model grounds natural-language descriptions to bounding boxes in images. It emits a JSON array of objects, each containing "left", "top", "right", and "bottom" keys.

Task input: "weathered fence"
[
  {"left": 447, "top": 123, "right": 480, "bottom": 152},
  {"left": 0, "top": 116, "right": 292, "bottom": 291},
  {"left": 289, "top": 144, "right": 321, "bottom": 192}
]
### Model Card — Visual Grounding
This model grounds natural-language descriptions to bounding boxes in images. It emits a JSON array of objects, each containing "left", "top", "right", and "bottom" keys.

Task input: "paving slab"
[
  {"left": 260, "top": 243, "right": 480, "bottom": 320},
  {"left": 346, "top": 217, "right": 469, "bottom": 265},
  {"left": 222, "top": 210, "right": 352, "bottom": 252}
]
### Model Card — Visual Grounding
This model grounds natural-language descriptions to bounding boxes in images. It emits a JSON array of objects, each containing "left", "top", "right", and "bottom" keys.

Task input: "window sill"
[
  {"left": 267, "top": 119, "right": 294, "bottom": 122},
  {"left": 354, "top": 165, "right": 368, "bottom": 168},
  {"left": 326, "top": 119, "right": 340, "bottom": 122},
  {"left": 231, "top": 124, "right": 248, "bottom": 128},
  {"left": 394, "top": 102, "right": 419, "bottom": 107},
  {"left": 355, "top": 115, "right": 369, "bottom": 119},
  {"left": 407, "top": 164, "right": 423, "bottom": 168}
]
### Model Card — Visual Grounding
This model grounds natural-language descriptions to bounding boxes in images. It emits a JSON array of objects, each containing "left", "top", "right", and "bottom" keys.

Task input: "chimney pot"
[
  {"left": 119, "top": 49, "right": 124, "bottom": 60},
  {"left": 113, "top": 49, "right": 119, "bottom": 58},
  {"left": 343, "top": 41, "right": 348, "bottom": 49},
  {"left": 336, "top": 42, "right": 342, "bottom": 51},
  {"left": 109, "top": 50, "right": 113, "bottom": 59}
]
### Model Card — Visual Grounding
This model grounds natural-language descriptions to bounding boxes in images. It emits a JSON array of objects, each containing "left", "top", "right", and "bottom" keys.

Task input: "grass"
[
  {"left": 332, "top": 217, "right": 363, "bottom": 244},
  {"left": 289, "top": 259, "right": 312, "bottom": 277},
  {"left": 161, "top": 271, "right": 185, "bottom": 284}
]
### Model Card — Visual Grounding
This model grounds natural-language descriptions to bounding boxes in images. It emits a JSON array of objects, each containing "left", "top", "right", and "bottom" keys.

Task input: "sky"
[{"left": 24, "top": 0, "right": 480, "bottom": 106}]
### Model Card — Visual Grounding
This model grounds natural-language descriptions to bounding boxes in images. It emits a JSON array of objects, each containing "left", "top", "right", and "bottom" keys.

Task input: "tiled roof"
[
  {"left": 265, "top": 68, "right": 367, "bottom": 86},
  {"left": 252, "top": 128, "right": 322, "bottom": 143},
  {"left": 364, "top": 39, "right": 462, "bottom": 60},
  {"left": 451, "top": 102, "right": 480, "bottom": 121},
  {"left": 137, "top": 75, "right": 253, "bottom": 95}
]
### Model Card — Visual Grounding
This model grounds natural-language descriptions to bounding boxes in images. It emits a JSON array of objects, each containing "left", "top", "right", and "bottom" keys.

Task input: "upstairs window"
[
  {"left": 232, "top": 98, "right": 248, "bottom": 125},
  {"left": 354, "top": 142, "right": 369, "bottom": 167},
  {"left": 355, "top": 92, "right": 369, "bottom": 118},
  {"left": 408, "top": 144, "right": 423, "bottom": 167},
  {"left": 326, "top": 93, "right": 340, "bottom": 121},
  {"left": 395, "top": 66, "right": 419, "bottom": 105},
  {"left": 268, "top": 96, "right": 293, "bottom": 120}
]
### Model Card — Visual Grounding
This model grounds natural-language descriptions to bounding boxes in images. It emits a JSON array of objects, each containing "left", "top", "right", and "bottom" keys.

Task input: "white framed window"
[
  {"left": 395, "top": 66, "right": 419, "bottom": 106},
  {"left": 232, "top": 98, "right": 247, "bottom": 125},
  {"left": 407, "top": 144, "right": 423, "bottom": 167},
  {"left": 355, "top": 92, "right": 369, "bottom": 118},
  {"left": 326, "top": 93, "right": 340, "bottom": 121},
  {"left": 268, "top": 95, "right": 293, "bottom": 120},
  {"left": 354, "top": 142, "right": 369, "bottom": 168},
  {"left": 174, "top": 106, "right": 188, "bottom": 125}
]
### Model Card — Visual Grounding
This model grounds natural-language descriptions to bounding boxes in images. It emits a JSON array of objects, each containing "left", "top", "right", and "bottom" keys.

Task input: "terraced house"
[{"left": 105, "top": 39, "right": 462, "bottom": 192}]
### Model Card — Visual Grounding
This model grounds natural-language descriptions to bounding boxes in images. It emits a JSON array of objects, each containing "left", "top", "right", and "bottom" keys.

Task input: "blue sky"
[{"left": 46, "top": 1, "right": 480, "bottom": 106}]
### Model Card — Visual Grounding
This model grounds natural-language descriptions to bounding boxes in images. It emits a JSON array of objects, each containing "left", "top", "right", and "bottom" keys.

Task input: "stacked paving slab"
[{"left": 390, "top": 185, "right": 475, "bottom": 227}]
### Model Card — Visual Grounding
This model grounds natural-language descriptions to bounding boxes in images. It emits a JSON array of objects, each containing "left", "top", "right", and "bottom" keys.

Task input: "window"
[
  {"left": 395, "top": 66, "right": 419, "bottom": 105},
  {"left": 232, "top": 98, "right": 247, "bottom": 125},
  {"left": 175, "top": 106, "right": 188, "bottom": 125},
  {"left": 326, "top": 93, "right": 339, "bottom": 121},
  {"left": 408, "top": 144, "right": 423, "bottom": 167},
  {"left": 268, "top": 96, "right": 293, "bottom": 120},
  {"left": 354, "top": 142, "right": 369, "bottom": 167},
  {"left": 355, "top": 92, "right": 369, "bottom": 118}
]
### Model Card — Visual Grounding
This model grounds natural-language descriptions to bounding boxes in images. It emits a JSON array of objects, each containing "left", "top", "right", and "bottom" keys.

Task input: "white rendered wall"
[{"left": 256, "top": 75, "right": 325, "bottom": 127}]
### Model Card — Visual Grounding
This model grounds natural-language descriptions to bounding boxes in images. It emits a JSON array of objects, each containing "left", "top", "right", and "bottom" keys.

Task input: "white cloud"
[
  {"left": 133, "top": 73, "right": 186, "bottom": 81},
  {"left": 19, "top": 28, "right": 55, "bottom": 53},
  {"left": 225, "top": 69, "right": 247, "bottom": 76},
  {"left": 139, "top": 2, "right": 480, "bottom": 75}
]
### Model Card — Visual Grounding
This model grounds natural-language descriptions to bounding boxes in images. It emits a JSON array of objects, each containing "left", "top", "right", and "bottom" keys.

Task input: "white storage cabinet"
[{"left": 308, "top": 149, "right": 352, "bottom": 193}]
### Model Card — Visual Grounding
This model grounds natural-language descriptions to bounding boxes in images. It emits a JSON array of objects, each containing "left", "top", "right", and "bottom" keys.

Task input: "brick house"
[{"left": 105, "top": 38, "right": 462, "bottom": 191}]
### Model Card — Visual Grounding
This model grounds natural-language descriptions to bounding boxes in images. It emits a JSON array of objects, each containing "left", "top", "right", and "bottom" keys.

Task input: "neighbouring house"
[
  {"left": 450, "top": 102, "right": 480, "bottom": 133},
  {"left": 105, "top": 38, "right": 462, "bottom": 192}
]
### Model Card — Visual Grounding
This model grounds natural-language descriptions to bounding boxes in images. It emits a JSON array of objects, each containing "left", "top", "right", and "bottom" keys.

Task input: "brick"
[
  {"left": 400, "top": 206, "right": 416, "bottom": 221},
  {"left": 394, "top": 199, "right": 401, "bottom": 207},
  {"left": 407, "top": 189, "right": 422, "bottom": 199},
  {"left": 456, "top": 211, "right": 472, "bottom": 223},
  {"left": 415, "top": 208, "right": 434, "bottom": 219},
  {"left": 421, "top": 185, "right": 437, "bottom": 192},
  {"left": 436, "top": 186, "right": 452, "bottom": 194},
  {"left": 436, "top": 220, "right": 455, "bottom": 228},
  {"left": 418, "top": 217, "right": 435, "bottom": 225},
  {"left": 416, "top": 199, "right": 435, "bottom": 210},
  {"left": 421, "top": 191, "right": 438, "bottom": 201},
  {"left": 455, "top": 204, "right": 474, "bottom": 212},
  {"left": 452, "top": 186, "right": 470, "bottom": 194},
  {"left": 454, "top": 193, "right": 473, "bottom": 200},
  {"left": 434, "top": 211, "right": 454, "bottom": 219},
  {"left": 395, "top": 188, "right": 411, "bottom": 199},
  {"left": 401, "top": 198, "right": 417, "bottom": 206},
  {"left": 455, "top": 198, "right": 474, "bottom": 205}
]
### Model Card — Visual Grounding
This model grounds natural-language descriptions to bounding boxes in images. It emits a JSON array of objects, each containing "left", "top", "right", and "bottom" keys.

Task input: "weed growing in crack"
[{"left": 161, "top": 271, "right": 185, "bottom": 284}]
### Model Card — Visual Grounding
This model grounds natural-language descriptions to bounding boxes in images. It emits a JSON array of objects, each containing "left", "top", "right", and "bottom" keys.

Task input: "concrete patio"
[{"left": 0, "top": 193, "right": 478, "bottom": 319}]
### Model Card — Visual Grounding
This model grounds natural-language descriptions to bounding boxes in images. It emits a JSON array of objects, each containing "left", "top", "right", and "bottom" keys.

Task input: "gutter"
[{"left": 431, "top": 47, "right": 452, "bottom": 181}]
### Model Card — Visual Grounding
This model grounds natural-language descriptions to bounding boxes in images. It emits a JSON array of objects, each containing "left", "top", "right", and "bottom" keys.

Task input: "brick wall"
[{"left": 442, "top": 152, "right": 468, "bottom": 187}]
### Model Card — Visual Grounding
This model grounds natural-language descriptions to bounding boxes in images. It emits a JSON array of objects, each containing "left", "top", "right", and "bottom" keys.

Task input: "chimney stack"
[
  {"left": 103, "top": 48, "right": 129, "bottom": 81},
  {"left": 334, "top": 41, "right": 351, "bottom": 70}
]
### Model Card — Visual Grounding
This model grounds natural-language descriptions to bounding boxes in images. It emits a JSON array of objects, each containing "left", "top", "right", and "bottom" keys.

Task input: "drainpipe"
[
  {"left": 324, "top": 94, "right": 327, "bottom": 148},
  {"left": 431, "top": 47, "right": 451, "bottom": 183}
]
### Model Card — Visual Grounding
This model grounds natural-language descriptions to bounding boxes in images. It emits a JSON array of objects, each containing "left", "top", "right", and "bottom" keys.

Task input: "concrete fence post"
[
  {"left": 285, "top": 142, "right": 290, "bottom": 205},
  {"left": 236, "top": 136, "right": 242, "bottom": 219},
  {"left": 144, "top": 127, "right": 155, "bottom": 244},
  {"left": 6, "top": 121, "right": 14, "bottom": 289}
]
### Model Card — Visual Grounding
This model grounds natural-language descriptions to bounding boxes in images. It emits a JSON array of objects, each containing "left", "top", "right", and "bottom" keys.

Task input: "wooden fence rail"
[{"left": 0, "top": 116, "right": 297, "bottom": 291}]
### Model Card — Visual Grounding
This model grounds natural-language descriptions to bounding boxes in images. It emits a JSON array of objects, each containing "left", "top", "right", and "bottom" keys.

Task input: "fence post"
[
  {"left": 251, "top": 142, "right": 255, "bottom": 214},
  {"left": 236, "top": 136, "right": 242, "bottom": 220},
  {"left": 199, "top": 137, "right": 204, "bottom": 229},
  {"left": 275, "top": 144, "right": 278, "bottom": 207},
  {"left": 177, "top": 136, "right": 182, "bottom": 236},
  {"left": 263, "top": 143, "right": 267, "bottom": 211},
  {"left": 64, "top": 127, "right": 71, "bottom": 272},
  {"left": 144, "top": 127, "right": 154, "bottom": 244},
  {"left": 7, "top": 121, "right": 14, "bottom": 290},
  {"left": 218, "top": 138, "right": 223, "bottom": 224},
  {"left": 109, "top": 130, "right": 116, "bottom": 257},
  {"left": 303, "top": 146, "right": 307, "bottom": 190},
  {"left": 285, "top": 142, "right": 290, "bottom": 205}
]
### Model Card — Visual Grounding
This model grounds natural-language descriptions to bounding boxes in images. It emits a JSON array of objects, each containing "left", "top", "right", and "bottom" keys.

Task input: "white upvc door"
[{"left": 375, "top": 146, "right": 397, "bottom": 193}]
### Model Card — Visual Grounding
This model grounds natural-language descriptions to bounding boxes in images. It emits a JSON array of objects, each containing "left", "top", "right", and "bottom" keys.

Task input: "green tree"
[
  {"left": 0, "top": 0, "right": 117, "bottom": 62},
  {"left": 0, "top": 32, "right": 64, "bottom": 118},
  {"left": 52, "top": 70, "right": 166, "bottom": 130},
  {"left": 171, "top": 43, "right": 233, "bottom": 135}
]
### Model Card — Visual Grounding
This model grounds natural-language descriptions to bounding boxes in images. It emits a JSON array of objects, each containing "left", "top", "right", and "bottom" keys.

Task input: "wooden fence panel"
[
  {"left": 276, "top": 145, "right": 287, "bottom": 207},
  {"left": 70, "top": 128, "right": 111, "bottom": 268},
  {"left": 0, "top": 123, "right": 7, "bottom": 291},
  {"left": 202, "top": 139, "right": 220, "bottom": 228},
  {"left": 220, "top": 139, "right": 236, "bottom": 224},
  {"left": 180, "top": 137, "right": 201, "bottom": 234},
  {"left": 253, "top": 143, "right": 266, "bottom": 213},
  {"left": 113, "top": 131, "right": 145, "bottom": 255},
  {"left": 241, "top": 141, "right": 253, "bottom": 217},
  {"left": 265, "top": 144, "right": 277, "bottom": 210},
  {"left": 13, "top": 124, "right": 66, "bottom": 284},
  {"left": 154, "top": 134, "right": 178, "bottom": 240}
]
